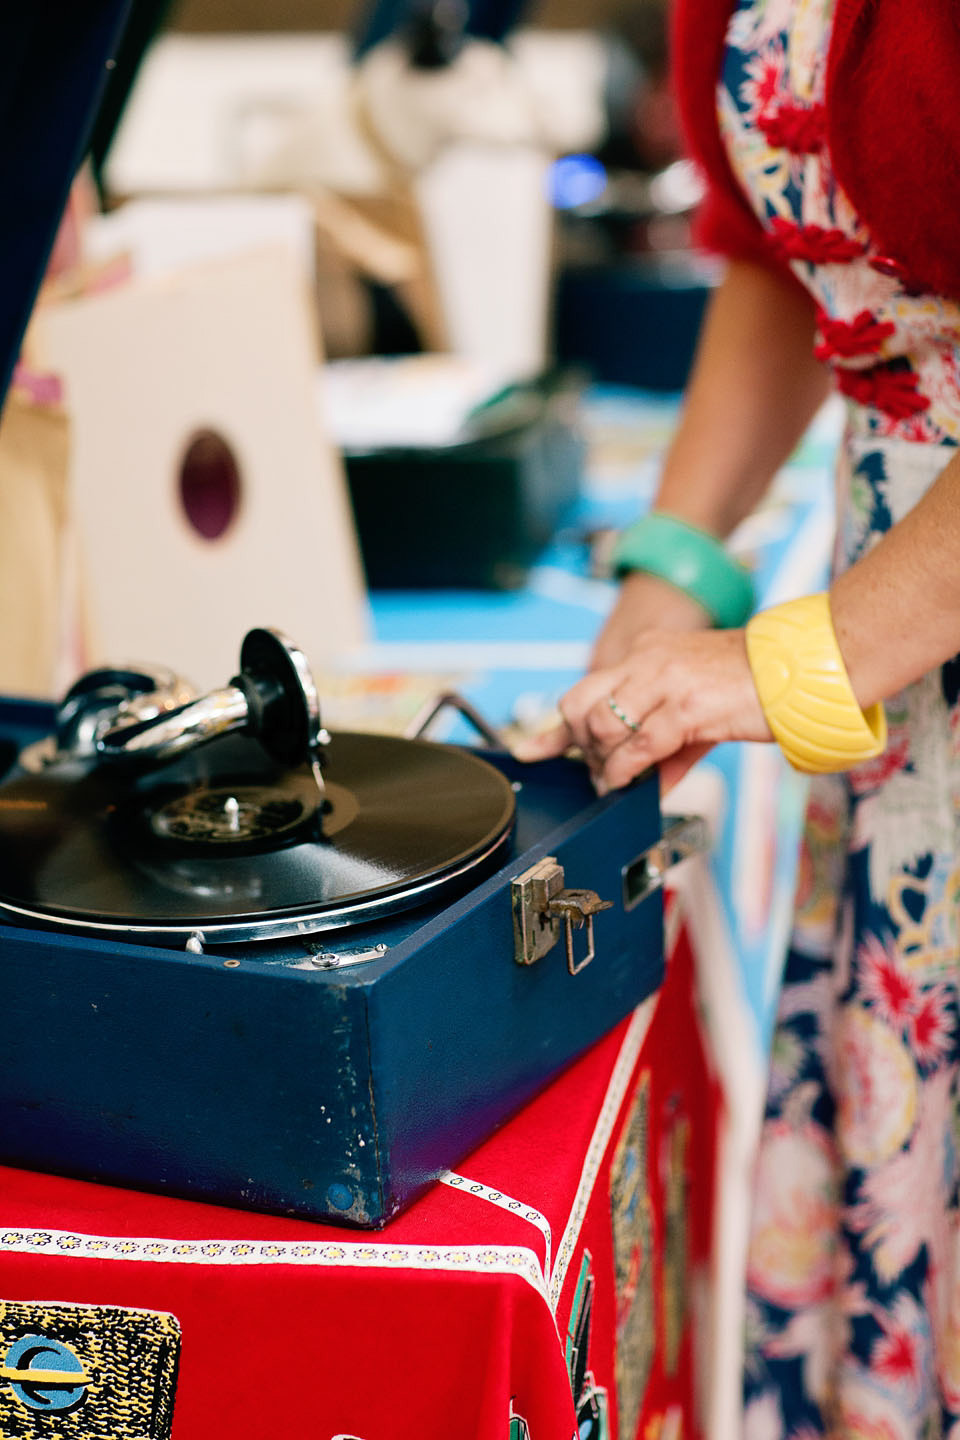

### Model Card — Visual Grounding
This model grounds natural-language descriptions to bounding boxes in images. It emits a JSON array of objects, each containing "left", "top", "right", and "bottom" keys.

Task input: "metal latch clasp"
[{"left": 511, "top": 857, "right": 613, "bottom": 975}]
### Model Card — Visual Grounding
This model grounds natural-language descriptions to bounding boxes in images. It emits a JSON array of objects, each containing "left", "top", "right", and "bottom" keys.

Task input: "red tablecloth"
[{"left": 0, "top": 910, "right": 719, "bottom": 1440}]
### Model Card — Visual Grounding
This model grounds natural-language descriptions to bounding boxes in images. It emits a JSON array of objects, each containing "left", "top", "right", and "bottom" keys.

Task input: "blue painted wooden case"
[{"left": 0, "top": 700, "right": 663, "bottom": 1226}]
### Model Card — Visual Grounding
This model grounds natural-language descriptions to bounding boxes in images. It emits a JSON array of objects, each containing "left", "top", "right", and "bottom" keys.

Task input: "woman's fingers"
[
  {"left": 513, "top": 669, "right": 623, "bottom": 760},
  {"left": 584, "top": 686, "right": 654, "bottom": 754},
  {"left": 516, "top": 628, "right": 771, "bottom": 790},
  {"left": 598, "top": 702, "right": 707, "bottom": 791},
  {"left": 591, "top": 630, "right": 769, "bottom": 786},
  {"left": 513, "top": 720, "right": 571, "bottom": 761},
  {"left": 518, "top": 670, "right": 633, "bottom": 760}
]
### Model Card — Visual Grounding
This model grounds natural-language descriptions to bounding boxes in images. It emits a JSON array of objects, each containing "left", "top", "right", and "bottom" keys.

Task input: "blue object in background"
[
  {"left": 554, "top": 261, "right": 712, "bottom": 392},
  {"left": 548, "top": 155, "right": 609, "bottom": 211}
]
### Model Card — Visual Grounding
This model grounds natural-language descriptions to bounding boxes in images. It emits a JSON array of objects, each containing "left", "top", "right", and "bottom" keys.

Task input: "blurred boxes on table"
[{"left": 322, "top": 357, "right": 585, "bottom": 590}]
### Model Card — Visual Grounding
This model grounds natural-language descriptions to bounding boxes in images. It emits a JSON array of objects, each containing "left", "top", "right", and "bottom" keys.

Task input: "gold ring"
[{"left": 607, "top": 694, "right": 641, "bottom": 734}]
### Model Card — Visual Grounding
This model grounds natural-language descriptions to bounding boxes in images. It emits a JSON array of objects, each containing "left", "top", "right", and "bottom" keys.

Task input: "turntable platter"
[{"left": 0, "top": 732, "right": 517, "bottom": 943}]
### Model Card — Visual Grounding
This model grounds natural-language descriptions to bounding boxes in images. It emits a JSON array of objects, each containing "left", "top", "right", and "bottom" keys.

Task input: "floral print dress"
[{"left": 718, "top": 2, "right": 960, "bottom": 1437}]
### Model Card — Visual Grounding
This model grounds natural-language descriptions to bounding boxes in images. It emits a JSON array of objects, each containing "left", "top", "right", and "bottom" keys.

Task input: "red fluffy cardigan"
[{"left": 671, "top": 0, "right": 960, "bottom": 301}]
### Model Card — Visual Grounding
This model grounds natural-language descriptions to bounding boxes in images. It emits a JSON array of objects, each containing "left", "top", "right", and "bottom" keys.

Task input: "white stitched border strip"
[
  {"left": 439, "top": 1172, "right": 552, "bottom": 1281},
  {"left": 547, "top": 994, "right": 656, "bottom": 1312},
  {"left": 0, "top": 1229, "right": 547, "bottom": 1299}
]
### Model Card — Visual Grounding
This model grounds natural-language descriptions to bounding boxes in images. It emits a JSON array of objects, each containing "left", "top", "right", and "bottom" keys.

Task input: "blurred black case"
[{"left": 345, "top": 371, "right": 585, "bottom": 590}]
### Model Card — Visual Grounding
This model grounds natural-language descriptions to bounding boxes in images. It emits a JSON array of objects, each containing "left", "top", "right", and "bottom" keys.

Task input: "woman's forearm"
[
  {"left": 832, "top": 450, "right": 960, "bottom": 708},
  {"left": 654, "top": 259, "right": 831, "bottom": 535},
  {"left": 664, "top": 261, "right": 960, "bottom": 711}
]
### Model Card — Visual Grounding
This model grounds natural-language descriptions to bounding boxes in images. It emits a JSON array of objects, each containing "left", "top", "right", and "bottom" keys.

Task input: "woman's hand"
[
  {"left": 514, "top": 259, "right": 836, "bottom": 793},
  {"left": 589, "top": 570, "right": 712, "bottom": 671},
  {"left": 519, "top": 627, "right": 772, "bottom": 794}
]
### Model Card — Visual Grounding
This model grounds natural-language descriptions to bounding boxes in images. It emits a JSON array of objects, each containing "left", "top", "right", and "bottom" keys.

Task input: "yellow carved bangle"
[{"left": 745, "top": 592, "right": 887, "bottom": 774}]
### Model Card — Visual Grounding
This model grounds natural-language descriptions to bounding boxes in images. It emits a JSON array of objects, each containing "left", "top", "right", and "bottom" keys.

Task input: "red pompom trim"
[
  {"left": 768, "top": 217, "right": 867, "bottom": 263},
  {"left": 758, "top": 101, "right": 827, "bottom": 154},
  {"left": 834, "top": 362, "right": 930, "bottom": 418},
  {"left": 814, "top": 308, "right": 896, "bottom": 360}
]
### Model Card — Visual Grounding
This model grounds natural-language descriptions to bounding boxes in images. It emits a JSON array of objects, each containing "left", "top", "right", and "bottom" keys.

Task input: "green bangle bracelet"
[{"left": 611, "top": 512, "right": 756, "bottom": 629}]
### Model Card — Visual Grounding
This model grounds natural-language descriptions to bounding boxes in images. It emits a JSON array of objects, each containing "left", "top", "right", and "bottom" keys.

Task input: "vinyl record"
[{"left": 0, "top": 732, "right": 517, "bottom": 942}]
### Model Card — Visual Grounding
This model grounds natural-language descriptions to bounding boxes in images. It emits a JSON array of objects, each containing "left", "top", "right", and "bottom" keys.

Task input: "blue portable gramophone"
[{"left": 0, "top": 3, "right": 701, "bottom": 1227}]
